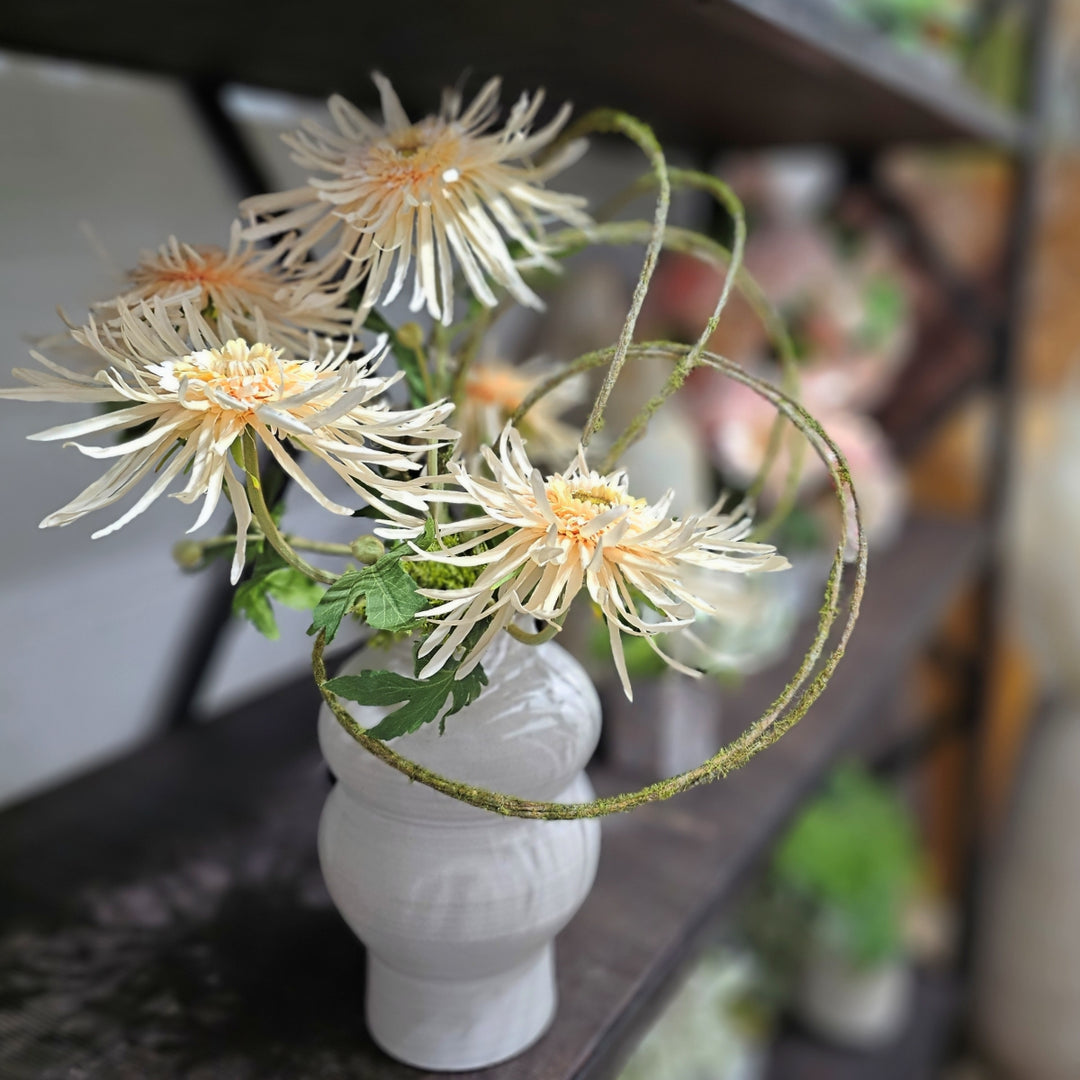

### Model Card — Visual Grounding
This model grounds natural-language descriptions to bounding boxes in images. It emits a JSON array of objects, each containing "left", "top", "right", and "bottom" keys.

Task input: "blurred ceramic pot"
[
  {"left": 975, "top": 704, "right": 1080, "bottom": 1079},
  {"left": 603, "top": 672, "right": 722, "bottom": 780},
  {"left": 794, "top": 933, "right": 912, "bottom": 1049},
  {"left": 317, "top": 635, "right": 602, "bottom": 1071}
]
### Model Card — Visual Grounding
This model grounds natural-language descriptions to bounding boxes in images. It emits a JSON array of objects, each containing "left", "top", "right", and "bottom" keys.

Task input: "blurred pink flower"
[{"left": 691, "top": 371, "right": 906, "bottom": 551}]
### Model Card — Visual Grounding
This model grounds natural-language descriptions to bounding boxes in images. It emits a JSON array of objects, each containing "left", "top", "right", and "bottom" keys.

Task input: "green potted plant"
[{"left": 769, "top": 764, "right": 921, "bottom": 1047}]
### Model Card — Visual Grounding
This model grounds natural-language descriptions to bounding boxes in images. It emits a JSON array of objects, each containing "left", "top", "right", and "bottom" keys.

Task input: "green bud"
[
  {"left": 173, "top": 540, "right": 205, "bottom": 570},
  {"left": 350, "top": 535, "right": 385, "bottom": 563},
  {"left": 396, "top": 322, "right": 425, "bottom": 351}
]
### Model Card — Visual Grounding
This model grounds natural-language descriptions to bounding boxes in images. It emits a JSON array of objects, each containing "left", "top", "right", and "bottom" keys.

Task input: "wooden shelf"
[
  {"left": 0, "top": 515, "right": 988, "bottom": 1080},
  {"left": 1, "top": 0, "right": 1024, "bottom": 150},
  {"left": 877, "top": 314, "right": 991, "bottom": 456},
  {"left": 766, "top": 969, "right": 961, "bottom": 1080}
]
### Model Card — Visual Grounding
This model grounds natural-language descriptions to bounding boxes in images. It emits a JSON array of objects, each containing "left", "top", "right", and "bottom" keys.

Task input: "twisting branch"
[
  {"left": 553, "top": 110, "right": 671, "bottom": 447},
  {"left": 525, "top": 215, "right": 806, "bottom": 536},
  {"left": 601, "top": 171, "right": 747, "bottom": 472},
  {"left": 315, "top": 347, "right": 867, "bottom": 820}
]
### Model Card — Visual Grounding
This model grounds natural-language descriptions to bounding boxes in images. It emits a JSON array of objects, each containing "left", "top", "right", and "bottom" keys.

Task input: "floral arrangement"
[{"left": 0, "top": 75, "right": 866, "bottom": 819}]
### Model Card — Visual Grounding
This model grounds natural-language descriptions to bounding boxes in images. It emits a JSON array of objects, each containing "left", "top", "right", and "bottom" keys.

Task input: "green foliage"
[
  {"left": 771, "top": 764, "right": 919, "bottom": 968},
  {"left": 325, "top": 660, "right": 489, "bottom": 741},
  {"left": 858, "top": 275, "right": 906, "bottom": 350},
  {"left": 308, "top": 521, "right": 436, "bottom": 643},
  {"left": 324, "top": 615, "right": 493, "bottom": 740},
  {"left": 233, "top": 546, "right": 326, "bottom": 640}
]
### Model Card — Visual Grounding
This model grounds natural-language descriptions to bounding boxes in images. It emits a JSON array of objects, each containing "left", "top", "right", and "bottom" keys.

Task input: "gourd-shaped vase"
[{"left": 317, "top": 635, "right": 602, "bottom": 1071}]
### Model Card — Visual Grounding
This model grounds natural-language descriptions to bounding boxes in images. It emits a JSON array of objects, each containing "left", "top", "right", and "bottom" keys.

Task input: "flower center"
[
  {"left": 360, "top": 122, "right": 463, "bottom": 195},
  {"left": 154, "top": 339, "right": 319, "bottom": 411},
  {"left": 544, "top": 475, "right": 644, "bottom": 541},
  {"left": 568, "top": 488, "right": 618, "bottom": 509},
  {"left": 133, "top": 251, "right": 260, "bottom": 297}
]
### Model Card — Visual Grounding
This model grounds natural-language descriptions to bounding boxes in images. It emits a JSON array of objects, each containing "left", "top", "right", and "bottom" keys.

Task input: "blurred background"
[{"left": 1, "top": 0, "right": 1078, "bottom": 1077}]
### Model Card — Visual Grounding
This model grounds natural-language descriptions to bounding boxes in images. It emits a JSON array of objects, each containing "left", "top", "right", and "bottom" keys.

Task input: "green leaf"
[
  {"left": 362, "top": 560, "right": 425, "bottom": 630},
  {"left": 233, "top": 577, "right": 281, "bottom": 639},
  {"left": 325, "top": 662, "right": 489, "bottom": 740},
  {"left": 263, "top": 566, "right": 326, "bottom": 610},
  {"left": 233, "top": 545, "right": 325, "bottom": 640},
  {"left": 308, "top": 520, "right": 435, "bottom": 642},
  {"left": 309, "top": 571, "right": 368, "bottom": 645}
]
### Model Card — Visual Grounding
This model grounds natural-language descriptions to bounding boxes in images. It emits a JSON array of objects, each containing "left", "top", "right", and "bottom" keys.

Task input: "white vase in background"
[
  {"left": 794, "top": 934, "right": 912, "bottom": 1049},
  {"left": 317, "top": 635, "right": 602, "bottom": 1071},
  {"left": 975, "top": 704, "right": 1080, "bottom": 1080}
]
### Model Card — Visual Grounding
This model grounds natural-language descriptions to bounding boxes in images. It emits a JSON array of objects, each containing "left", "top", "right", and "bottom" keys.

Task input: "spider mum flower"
[
  {"left": 0, "top": 300, "right": 457, "bottom": 583},
  {"left": 101, "top": 221, "right": 355, "bottom": 356},
  {"left": 241, "top": 73, "right": 591, "bottom": 326},
  {"left": 409, "top": 426, "right": 789, "bottom": 698},
  {"left": 460, "top": 356, "right": 584, "bottom": 464}
]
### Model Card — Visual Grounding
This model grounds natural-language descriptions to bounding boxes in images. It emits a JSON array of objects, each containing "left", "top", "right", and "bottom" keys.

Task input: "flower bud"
[
  {"left": 350, "top": 535, "right": 385, "bottom": 563},
  {"left": 173, "top": 540, "right": 205, "bottom": 570}
]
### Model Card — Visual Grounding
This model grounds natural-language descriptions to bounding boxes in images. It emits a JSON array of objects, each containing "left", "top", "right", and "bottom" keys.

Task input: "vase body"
[{"left": 316, "top": 635, "right": 602, "bottom": 1071}]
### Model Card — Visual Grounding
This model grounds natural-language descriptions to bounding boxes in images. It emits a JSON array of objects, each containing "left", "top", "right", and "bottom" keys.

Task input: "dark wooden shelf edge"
[
  {"left": 721, "top": 0, "right": 1024, "bottom": 148},
  {"left": 0, "top": 0, "right": 1026, "bottom": 150}
]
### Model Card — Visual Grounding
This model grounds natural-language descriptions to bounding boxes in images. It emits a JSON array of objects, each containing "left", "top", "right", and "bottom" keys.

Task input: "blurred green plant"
[{"left": 771, "top": 763, "right": 920, "bottom": 968}]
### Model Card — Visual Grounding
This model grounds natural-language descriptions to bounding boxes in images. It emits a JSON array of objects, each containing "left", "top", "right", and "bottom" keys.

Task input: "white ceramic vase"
[
  {"left": 316, "top": 635, "right": 602, "bottom": 1071},
  {"left": 794, "top": 936, "right": 912, "bottom": 1049}
]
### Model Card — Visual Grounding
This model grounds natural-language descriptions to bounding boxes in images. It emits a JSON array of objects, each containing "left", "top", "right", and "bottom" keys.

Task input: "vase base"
[{"left": 366, "top": 946, "right": 556, "bottom": 1071}]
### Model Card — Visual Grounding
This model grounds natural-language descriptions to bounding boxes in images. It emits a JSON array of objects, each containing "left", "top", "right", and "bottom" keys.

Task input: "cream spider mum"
[
  {"left": 460, "top": 356, "right": 584, "bottom": 464},
  {"left": 0, "top": 299, "right": 457, "bottom": 583},
  {"left": 100, "top": 221, "right": 355, "bottom": 356},
  {"left": 241, "top": 73, "right": 591, "bottom": 326},
  {"left": 408, "top": 426, "right": 789, "bottom": 698}
]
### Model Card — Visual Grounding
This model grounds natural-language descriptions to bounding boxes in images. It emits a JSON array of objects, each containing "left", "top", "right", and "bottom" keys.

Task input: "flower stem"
[{"left": 241, "top": 431, "right": 336, "bottom": 585}]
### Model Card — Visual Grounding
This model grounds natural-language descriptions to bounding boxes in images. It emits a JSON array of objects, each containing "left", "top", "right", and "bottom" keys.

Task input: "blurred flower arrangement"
[
  {"left": 649, "top": 195, "right": 912, "bottom": 560},
  {"left": 0, "top": 76, "right": 866, "bottom": 819},
  {"left": 597, "top": 157, "right": 913, "bottom": 688}
]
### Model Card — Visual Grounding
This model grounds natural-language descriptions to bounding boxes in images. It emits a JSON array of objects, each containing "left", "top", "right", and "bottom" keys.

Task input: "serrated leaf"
[
  {"left": 362, "top": 560, "right": 425, "bottom": 630},
  {"left": 308, "top": 520, "right": 435, "bottom": 642},
  {"left": 324, "top": 662, "right": 489, "bottom": 741},
  {"left": 308, "top": 571, "right": 367, "bottom": 644},
  {"left": 233, "top": 579, "right": 281, "bottom": 639}
]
